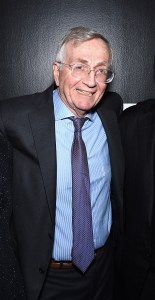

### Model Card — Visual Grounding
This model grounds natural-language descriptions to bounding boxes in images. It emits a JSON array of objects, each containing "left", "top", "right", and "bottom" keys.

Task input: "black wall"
[{"left": 1, "top": 0, "right": 155, "bottom": 103}]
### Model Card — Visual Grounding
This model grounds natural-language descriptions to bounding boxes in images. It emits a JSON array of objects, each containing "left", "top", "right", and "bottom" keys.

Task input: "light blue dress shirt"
[{"left": 52, "top": 89, "right": 112, "bottom": 260}]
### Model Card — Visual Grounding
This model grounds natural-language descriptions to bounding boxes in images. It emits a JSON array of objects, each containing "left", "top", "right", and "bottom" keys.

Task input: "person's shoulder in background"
[
  {"left": 120, "top": 98, "right": 155, "bottom": 124},
  {"left": 119, "top": 98, "right": 155, "bottom": 143}
]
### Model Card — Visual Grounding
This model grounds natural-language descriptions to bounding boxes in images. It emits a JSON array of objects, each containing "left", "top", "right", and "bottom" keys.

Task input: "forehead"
[{"left": 64, "top": 38, "right": 110, "bottom": 63}]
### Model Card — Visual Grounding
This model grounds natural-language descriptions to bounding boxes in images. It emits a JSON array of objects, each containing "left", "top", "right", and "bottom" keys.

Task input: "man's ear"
[{"left": 53, "top": 62, "right": 60, "bottom": 86}]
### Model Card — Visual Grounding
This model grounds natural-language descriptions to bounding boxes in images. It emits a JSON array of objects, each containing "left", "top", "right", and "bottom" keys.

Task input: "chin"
[
  {"left": 78, "top": 105, "right": 93, "bottom": 111},
  {"left": 77, "top": 101, "right": 95, "bottom": 109}
]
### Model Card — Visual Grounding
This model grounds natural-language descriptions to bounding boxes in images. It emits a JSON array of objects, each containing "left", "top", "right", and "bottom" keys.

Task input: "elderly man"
[{"left": 0, "top": 27, "right": 124, "bottom": 300}]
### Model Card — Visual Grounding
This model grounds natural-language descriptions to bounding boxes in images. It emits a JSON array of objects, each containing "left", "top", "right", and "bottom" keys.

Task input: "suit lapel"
[
  {"left": 97, "top": 105, "right": 123, "bottom": 169},
  {"left": 29, "top": 95, "right": 56, "bottom": 222},
  {"left": 97, "top": 105, "right": 124, "bottom": 229}
]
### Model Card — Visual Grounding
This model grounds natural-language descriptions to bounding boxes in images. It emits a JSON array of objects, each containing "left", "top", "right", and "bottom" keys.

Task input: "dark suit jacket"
[
  {"left": 120, "top": 99, "right": 155, "bottom": 300},
  {"left": 0, "top": 84, "right": 124, "bottom": 300}
]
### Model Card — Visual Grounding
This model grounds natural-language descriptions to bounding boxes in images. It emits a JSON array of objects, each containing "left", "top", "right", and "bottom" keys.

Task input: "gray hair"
[{"left": 55, "top": 26, "right": 113, "bottom": 64}]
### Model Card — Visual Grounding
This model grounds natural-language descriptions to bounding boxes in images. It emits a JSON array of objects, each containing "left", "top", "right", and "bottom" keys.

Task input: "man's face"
[{"left": 53, "top": 38, "right": 110, "bottom": 117}]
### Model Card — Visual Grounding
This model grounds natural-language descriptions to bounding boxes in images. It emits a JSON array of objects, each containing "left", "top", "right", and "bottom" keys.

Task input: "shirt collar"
[{"left": 53, "top": 89, "right": 95, "bottom": 122}]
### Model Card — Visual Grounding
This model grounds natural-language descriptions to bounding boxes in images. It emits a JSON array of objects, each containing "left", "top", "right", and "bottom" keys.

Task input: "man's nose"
[{"left": 83, "top": 70, "right": 96, "bottom": 87}]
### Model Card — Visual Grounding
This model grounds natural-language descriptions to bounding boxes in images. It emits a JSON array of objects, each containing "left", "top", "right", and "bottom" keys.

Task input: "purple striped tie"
[{"left": 70, "top": 117, "right": 94, "bottom": 273}]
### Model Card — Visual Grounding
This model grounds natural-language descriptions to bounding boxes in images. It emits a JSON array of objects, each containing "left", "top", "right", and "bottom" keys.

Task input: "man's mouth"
[{"left": 76, "top": 89, "right": 94, "bottom": 96}]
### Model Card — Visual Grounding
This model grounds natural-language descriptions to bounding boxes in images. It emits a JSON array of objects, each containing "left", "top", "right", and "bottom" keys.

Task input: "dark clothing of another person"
[
  {"left": 0, "top": 136, "right": 26, "bottom": 300},
  {"left": 120, "top": 99, "right": 155, "bottom": 300}
]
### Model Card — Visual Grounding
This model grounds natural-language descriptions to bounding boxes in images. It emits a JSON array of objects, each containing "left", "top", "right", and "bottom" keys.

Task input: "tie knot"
[{"left": 70, "top": 117, "right": 87, "bottom": 132}]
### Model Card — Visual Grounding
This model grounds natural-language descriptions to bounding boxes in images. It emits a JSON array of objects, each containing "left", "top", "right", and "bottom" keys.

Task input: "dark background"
[{"left": 1, "top": 0, "right": 155, "bottom": 103}]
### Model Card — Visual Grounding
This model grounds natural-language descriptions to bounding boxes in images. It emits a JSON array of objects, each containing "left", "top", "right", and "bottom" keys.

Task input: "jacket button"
[{"left": 39, "top": 267, "right": 45, "bottom": 274}]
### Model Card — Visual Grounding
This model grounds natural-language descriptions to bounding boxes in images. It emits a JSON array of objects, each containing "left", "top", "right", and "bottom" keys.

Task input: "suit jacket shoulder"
[
  {"left": 0, "top": 85, "right": 54, "bottom": 137},
  {"left": 0, "top": 85, "right": 54, "bottom": 114},
  {"left": 100, "top": 91, "right": 123, "bottom": 117}
]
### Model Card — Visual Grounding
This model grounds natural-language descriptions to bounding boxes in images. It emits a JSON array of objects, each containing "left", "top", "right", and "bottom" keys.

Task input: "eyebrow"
[{"left": 73, "top": 58, "right": 109, "bottom": 66}]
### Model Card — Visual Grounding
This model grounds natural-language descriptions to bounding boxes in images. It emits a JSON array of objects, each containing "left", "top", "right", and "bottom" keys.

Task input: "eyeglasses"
[{"left": 58, "top": 62, "right": 114, "bottom": 83}]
